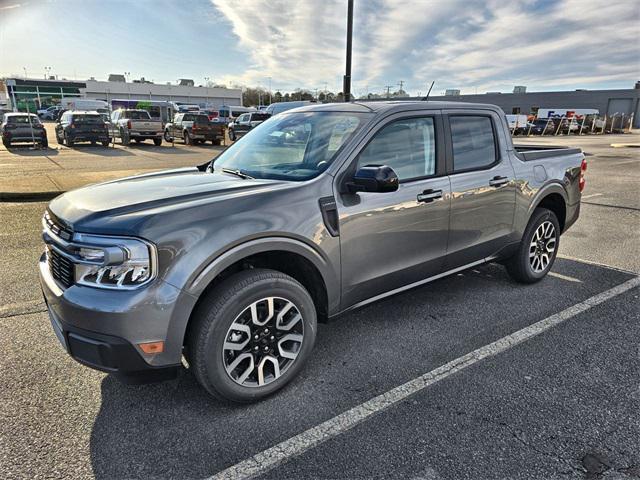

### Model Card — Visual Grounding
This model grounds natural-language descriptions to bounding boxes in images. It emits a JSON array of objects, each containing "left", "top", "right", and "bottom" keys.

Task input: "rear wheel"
[
  {"left": 101, "top": 140, "right": 110, "bottom": 147},
  {"left": 184, "top": 131, "right": 192, "bottom": 145},
  {"left": 188, "top": 269, "right": 317, "bottom": 403},
  {"left": 164, "top": 130, "right": 173, "bottom": 142},
  {"left": 153, "top": 137, "right": 162, "bottom": 146},
  {"left": 505, "top": 208, "right": 560, "bottom": 283},
  {"left": 228, "top": 128, "right": 236, "bottom": 141}
]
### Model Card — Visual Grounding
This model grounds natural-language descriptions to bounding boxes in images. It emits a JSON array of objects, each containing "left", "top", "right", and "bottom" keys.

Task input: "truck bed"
[{"left": 513, "top": 144, "right": 582, "bottom": 161}]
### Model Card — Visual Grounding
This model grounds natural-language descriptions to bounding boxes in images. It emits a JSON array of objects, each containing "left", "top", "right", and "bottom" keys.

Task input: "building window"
[{"left": 512, "top": 107, "right": 521, "bottom": 114}]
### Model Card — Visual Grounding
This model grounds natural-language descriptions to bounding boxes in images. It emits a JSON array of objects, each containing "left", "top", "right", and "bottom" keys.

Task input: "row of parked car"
[{"left": 1, "top": 108, "right": 277, "bottom": 149}]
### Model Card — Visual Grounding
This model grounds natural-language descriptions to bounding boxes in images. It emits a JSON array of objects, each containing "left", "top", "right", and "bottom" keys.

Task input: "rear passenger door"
[{"left": 444, "top": 110, "right": 516, "bottom": 269}]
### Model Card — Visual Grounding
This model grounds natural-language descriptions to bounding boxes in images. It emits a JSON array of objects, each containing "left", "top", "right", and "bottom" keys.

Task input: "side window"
[
  {"left": 357, "top": 117, "right": 436, "bottom": 181},
  {"left": 449, "top": 116, "right": 497, "bottom": 172}
]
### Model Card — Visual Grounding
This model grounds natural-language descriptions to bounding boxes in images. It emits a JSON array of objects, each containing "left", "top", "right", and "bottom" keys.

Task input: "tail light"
[
  {"left": 127, "top": 120, "right": 132, "bottom": 130},
  {"left": 579, "top": 158, "right": 587, "bottom": 192}
]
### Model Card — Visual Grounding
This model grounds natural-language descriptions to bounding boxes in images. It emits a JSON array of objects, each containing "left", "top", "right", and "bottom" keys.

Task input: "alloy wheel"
[
  {"left": 529, "top": 220, "right": 556, "bottom": 273},
  {"left": 222, "top": 297, "right": 304, "bottom": 387}
]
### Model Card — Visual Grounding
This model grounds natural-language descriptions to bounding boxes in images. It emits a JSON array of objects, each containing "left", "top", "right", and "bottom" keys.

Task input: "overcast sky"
[{"left": 1, "top": 0, "right": 638, "bottom": 95}]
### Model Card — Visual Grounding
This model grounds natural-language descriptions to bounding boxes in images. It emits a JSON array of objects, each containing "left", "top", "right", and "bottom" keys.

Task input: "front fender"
[{"left": 186, "top": 236, "right": 338, "bottom": 308}]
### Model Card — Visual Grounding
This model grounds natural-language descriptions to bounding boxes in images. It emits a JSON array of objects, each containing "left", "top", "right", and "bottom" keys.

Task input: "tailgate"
[{"left": 132, "top": 120, "right": 162, "bottom": 132}]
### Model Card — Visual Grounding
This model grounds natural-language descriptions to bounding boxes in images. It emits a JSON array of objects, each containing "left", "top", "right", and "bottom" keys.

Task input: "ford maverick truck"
[{"left": 40, "top": 101, "right": 585, "bottom": 402}]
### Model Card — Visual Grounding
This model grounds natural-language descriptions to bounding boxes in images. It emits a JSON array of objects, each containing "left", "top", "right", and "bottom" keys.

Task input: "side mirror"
[{"left": 347, "top": 165, "right": 399, "bottom": 193}]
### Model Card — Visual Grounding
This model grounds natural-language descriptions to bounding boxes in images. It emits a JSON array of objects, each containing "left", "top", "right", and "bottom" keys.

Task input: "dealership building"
[
  {"left": 420, "top": 84, "right": 640, "bottom": 127},
  {"left": 1, "top": 77, "right": 243, "bottom": 111}
]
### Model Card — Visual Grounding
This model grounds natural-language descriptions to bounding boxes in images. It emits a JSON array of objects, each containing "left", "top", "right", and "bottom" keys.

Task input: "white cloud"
[{"left": 211, "top": 0, "right": 640, "bottom": 94}]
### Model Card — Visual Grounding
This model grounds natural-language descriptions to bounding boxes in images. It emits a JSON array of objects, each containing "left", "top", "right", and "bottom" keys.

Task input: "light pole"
[
  {"left": 268, "top": 76, "right": 272, "bottom": 104},
  {"left": 125, "top": 71, "right": 130, "bottom": 82},
  {"left": 23, "top": 67, "right": 27, "bottom": 78},
  {"left": 204, "top": 77, "right": 210, "bottom": 105},
  {"left": 342, "top": 0, "right": 354, "bottom": 102},
  {"left": 44, "top": 66, "right": 51, "bottom": 80}
]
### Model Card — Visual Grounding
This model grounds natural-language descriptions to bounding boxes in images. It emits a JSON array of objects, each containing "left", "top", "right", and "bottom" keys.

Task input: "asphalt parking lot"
[{"left": 0, "top": 133, "right": 639, "bottom": 479}]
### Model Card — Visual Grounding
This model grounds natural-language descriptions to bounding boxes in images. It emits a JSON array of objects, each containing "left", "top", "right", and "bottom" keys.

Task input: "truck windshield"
[{"left": 213, "top": 111, "right": 371, "bottom": 181}]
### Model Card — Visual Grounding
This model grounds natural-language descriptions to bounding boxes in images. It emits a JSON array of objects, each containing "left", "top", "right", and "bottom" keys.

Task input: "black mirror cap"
[{"left": 348, "top": 165, "right": 399, "bottom": 193}]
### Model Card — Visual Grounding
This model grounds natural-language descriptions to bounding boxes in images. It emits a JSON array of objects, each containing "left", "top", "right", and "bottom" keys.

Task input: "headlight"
[{"left": 72, "top": 233, "right": 156, "bottom": 290}]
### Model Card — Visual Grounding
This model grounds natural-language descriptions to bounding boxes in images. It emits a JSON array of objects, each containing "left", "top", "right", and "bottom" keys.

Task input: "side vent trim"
[{"left": 318, "top": 196, "right": 340, "bottom": 237}]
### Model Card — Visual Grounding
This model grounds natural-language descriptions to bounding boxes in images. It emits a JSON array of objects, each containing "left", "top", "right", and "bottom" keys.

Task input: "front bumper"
[{"left": 39, "top": 253, "right": 188, "bottom": 383}]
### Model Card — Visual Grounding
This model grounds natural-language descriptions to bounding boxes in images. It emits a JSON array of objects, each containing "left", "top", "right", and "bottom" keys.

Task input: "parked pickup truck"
[
  {"left": 40, "top": 101, "right": 585, "bottom": 402},
  {"left": 110, "top": 109, "right": 163, "bottom": 146},
  {"left": 163, "top": 112, "right": 224, "bottom": 145}
]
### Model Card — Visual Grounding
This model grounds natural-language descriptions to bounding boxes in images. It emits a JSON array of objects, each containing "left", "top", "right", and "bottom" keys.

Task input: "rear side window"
[
  {"left": 194, "top": 115, "right": 209, "bottom": 125},
  {"left": 357, "top": 117, "right": 436, "bottom": 181},
  {"left": 124, "top": 110, "right": 151, "bottom": 120},
  {"left": 450, "top": 116, "right": 496, "bottom": 171},
  {"left": 251, "top": 113, "right": 270, "bottom": 122}
]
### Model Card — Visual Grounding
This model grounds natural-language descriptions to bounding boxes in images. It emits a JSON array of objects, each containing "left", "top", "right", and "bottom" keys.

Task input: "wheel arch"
[
  {"left": 528, "top": 183, "right": 568, "bottom": 232},
  {"left": 180, "top": 237, "right": 337, "bottom": 353}
]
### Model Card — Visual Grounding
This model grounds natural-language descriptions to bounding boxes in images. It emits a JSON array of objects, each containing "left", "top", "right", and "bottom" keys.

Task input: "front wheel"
[
  {"left": 184, "top": 131, "right": 192, "bottom": 145},
  {"left": 187, "top": 269, "right": 317, "bottom": 403},
  {"left": 153, "top": 137, "right": 162, "bottom": 146},
  {"left": 505, "top": 208, "right": 560, "bottom": 283},
  {"left": 228, "top": 128, "right": 236, "bottom": 141},
  {"left": 164, "top": 130, "right": 173, "bottom": 142}
]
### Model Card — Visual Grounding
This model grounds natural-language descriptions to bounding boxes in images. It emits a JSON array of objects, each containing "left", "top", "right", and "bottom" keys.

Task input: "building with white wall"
[{"left": 2, "top": 77, "right": 243, "bottom": 111}]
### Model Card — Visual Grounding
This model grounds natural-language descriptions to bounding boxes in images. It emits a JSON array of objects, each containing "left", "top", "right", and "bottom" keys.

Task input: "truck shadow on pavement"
[{"left": 88, "top": 259, "right": 636, "bottom": 479}]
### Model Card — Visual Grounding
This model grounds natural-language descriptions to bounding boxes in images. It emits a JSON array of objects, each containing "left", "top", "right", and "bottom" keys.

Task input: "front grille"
[{"left": 48, "top": 247, "right": 75, "bottom": 288}]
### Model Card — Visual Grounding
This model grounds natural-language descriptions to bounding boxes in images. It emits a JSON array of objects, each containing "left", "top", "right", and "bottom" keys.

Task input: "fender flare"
[
  {"left": 527, "top": 181, "right": 568, "bottom": 218},
  {"left": 186, "top": 236, "right": 338, "bottom": 306}
]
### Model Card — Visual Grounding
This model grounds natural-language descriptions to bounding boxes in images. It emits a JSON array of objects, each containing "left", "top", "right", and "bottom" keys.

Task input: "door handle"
[
  {"left": 489, "top": 176, "right": 509, "bottom": 187},
  {"left": 417, "top": 189, "right": 443, "bottom": 203}
]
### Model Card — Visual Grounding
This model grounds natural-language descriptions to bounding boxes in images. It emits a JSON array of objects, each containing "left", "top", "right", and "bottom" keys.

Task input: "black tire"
[
  {"left": 505, "top": 208, "right": 560, "bottom": 283},
  {"left": 64, "top": 134, "right": 73, "bottom": 147},
  {"left": 184, "top": 131, "right": 192, "bottom": 145},
  {"left": 41, "top": 138, "right": 48, "bottom": 149},
  {"left": 212, "top": 138, "right": 221, "bottom": 145},
  {"left": 187, "top": 269, "right": 317, "bottom": 403},
  {"left": 153, "top": 137, "right": 162, "bottom": 146},
  {"left": 164, "top": 130, "right": 173, "bottom": 142},
  {"left": 101, "top": 140, "right": 110, "bottom": 147},
  {"left": 2, "top": 140, "right": 10, "bottom": 148},
  {"left": 228, "top": 128, "right": 236, "bottom": 141}
]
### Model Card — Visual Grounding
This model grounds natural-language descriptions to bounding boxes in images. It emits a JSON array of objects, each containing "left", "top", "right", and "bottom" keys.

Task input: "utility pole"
[
  {"left": 398, "top": 80, "right": 404, "bottom": 92},
  {"left": 342, "top": 0, "right": 353, "bottom": 102},
  {"left": 385, "top": 85, "right": 393, "bottom": 98}
]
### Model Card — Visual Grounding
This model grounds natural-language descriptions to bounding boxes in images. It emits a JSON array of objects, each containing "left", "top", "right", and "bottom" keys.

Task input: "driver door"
[{"left": 337, "top": 113, "right": 451, "bottom": 308}]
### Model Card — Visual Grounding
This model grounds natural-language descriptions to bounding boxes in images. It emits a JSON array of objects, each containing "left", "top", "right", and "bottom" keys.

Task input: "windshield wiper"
[{"left": 219, "top": 167, "right": 254, "bottom": 179}]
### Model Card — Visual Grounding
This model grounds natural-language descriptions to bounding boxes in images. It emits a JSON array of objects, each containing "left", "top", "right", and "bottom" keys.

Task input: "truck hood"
[{"left": 48, "top": 168, "right": 284, "bottom": 232}]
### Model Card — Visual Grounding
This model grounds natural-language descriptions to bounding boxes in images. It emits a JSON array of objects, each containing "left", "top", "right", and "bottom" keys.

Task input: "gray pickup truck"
[
  {"left": 110, "top": 109, "right": 163, "bottom": 146},
  {"left": 39, "top": 101, "right": 585, "bottom": 402}
]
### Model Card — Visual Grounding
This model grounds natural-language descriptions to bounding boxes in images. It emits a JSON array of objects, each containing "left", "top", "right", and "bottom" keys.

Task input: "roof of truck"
[{"left": 291, "top": 100, "right": 502, "bottom": 114}]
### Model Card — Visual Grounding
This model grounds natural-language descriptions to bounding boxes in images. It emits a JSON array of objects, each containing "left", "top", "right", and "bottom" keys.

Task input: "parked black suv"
[
  {"left": 1, "top": 113, "right": 48, "bottom": 148},
  {"left": 55, "top": 111, "right": 110, "bottom": 147},
  {"left": 228, "top": 112, "right": 271, "bottom": 141}
]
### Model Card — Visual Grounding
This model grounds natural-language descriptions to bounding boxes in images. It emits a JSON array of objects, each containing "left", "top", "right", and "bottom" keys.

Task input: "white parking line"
[
  {"left": 581, "top": 193, "right": 603, "bottom": 200},
  {"left": 548, "top": 271, "right": 582, "bottom": 283},
  {"left": 208, "top": 275, "right": 640, "bottom": 480}
]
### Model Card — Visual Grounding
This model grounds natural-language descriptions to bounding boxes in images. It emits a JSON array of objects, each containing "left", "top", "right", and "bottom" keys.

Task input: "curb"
[{"left": 0, "top": 191, "right": 63, "bottom": 202}]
